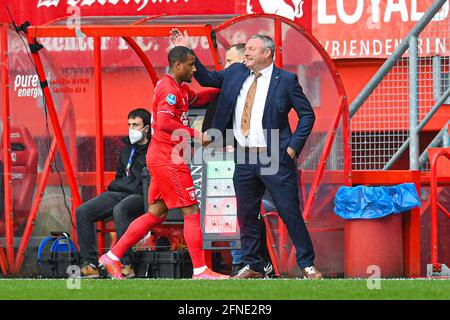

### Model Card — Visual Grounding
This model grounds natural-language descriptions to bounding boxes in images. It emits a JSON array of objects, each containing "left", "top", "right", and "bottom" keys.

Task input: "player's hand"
[
  {"left": 170, "top": 28, "right": 191, "bottom": 48},
  {"left": 201, "top": 132, "right": 212, "bottom": 148}
]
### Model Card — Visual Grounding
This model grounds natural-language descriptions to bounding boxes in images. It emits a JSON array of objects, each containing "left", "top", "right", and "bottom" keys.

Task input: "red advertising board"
[
  {"left": 0, "top": 0, "right": 312, "bottom": 31},
  {"left": 0, "top": 0, "right": 313, "bottom": 68},
  {"left": 312, "top": 0, "right": 450, "bottom": 59},
  {"left": 7, "top": 1, "right": 448, "bottom": 60},
  {"left": 1, "top": 1, "right": 313, "bottom": 71}
]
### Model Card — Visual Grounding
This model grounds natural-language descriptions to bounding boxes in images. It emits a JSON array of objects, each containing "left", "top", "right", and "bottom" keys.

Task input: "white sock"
[
  {"left": 107, "top": 251, "right": 120, "bottom": 262},
  {"left": 193, "top": 265, "right": 208, "bottom": 275}
]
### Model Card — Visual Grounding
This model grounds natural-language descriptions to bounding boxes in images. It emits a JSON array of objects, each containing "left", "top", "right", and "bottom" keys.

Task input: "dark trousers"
[
  {"left": 231, "top": 213, "right": 271, "bottom": 265},
  {"left": 233, "top": 157, "right": 315, "bottom": 273},
  {"left": 76, "top": 191, "right": 145, "bottom": 265}
]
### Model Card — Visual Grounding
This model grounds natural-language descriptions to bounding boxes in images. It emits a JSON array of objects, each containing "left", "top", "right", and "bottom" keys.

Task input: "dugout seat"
[{"left": 0, "top": 126, "right": 38, "bottom": 235}]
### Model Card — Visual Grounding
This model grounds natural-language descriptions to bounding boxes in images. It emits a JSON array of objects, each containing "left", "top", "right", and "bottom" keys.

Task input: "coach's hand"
[{"left": 170, "top": 28, "right": 191, "bottom": 48}]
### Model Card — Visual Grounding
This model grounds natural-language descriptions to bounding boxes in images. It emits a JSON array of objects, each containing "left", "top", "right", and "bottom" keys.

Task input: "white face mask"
[{"left": 129, "top": 128, "right": 143, "bottom": 145}]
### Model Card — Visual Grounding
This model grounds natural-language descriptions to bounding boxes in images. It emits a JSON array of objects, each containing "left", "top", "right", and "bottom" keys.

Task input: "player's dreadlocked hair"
[{"left": 168, "top": 46, "right": 196, "bottom": 68}]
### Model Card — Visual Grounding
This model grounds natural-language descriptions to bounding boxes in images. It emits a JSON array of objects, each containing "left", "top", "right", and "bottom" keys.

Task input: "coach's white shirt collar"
[{"left": 251, "top": 63, "right": 273, "bottom": 80}]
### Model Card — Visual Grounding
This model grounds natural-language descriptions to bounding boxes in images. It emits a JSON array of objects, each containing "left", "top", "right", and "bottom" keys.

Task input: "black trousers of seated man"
[{"left": 76, "top": 191, "right": 145, "bottom": 266}]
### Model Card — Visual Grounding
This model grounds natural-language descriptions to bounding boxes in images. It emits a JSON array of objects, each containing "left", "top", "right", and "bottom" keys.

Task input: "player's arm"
[
  {"left": 156, "top": 88, "right": 211, "bottom": 146},
  {"left": 158, "top": 112, "right": 211, "bottom": 147},
  {"left": 187, "top": 87, "right": 220, "bottom": 107},
  {"left": 158, "top": 111, "right": 199, "bottom": 139}
]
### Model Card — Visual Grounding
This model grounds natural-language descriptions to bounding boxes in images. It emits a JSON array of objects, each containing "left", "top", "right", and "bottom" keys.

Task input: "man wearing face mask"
[{"left": 76, "top": 108, "right": 151, "bottom": 279}]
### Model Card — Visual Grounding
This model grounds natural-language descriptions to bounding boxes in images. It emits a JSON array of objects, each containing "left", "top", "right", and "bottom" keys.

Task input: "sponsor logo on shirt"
[{"left": 166, "top": 94, "right": 177, "bottom": 105}]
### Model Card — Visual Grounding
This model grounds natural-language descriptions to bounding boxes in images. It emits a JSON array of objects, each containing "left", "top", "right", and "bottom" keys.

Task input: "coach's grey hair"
[{"left": 250, "top": 34, "right": 275, "bottom": 59}]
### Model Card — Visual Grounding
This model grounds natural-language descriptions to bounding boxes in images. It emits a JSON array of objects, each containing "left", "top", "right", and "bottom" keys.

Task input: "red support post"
[
  {"left": 0, "top": 240, "right": 7, "bottom": 275},
  {"left": 437, "top": 202, "right": 450, "bottom": 219},
  {"left": 67, "top": 103, "right": 79, "bottom": 247},
  {"left": 431, "top": 158, "right": 439, "bottom": 266},
  {"left": 67, "top": 103, "right": 78, "bottom": 184},
  {"left": 274, "top": 18, "right": 283, "bottom": 68},
  {"left": 94, "top": 37, "right": 106, "bottom": 255},
  {"left": 402, "top": 176, "right": 421, "bottom": 277},
  {"left": 94, "top": 37, "right": 105, "bottom": 197},
  {"left": 1, "top": 23, "right": 15, "bottom": 270},
  {"left": 429, "top": 149, "right": 450, "bottom": 266}
]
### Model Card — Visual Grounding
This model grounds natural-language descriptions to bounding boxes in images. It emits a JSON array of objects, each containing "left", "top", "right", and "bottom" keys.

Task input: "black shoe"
[
  {"left": 80, "top": 262, "right": 99, "bottom": 279},
  {"left": 231, "top": 263, "right": 244, "bottom": 277},
  {"left": 231, "top": 265, "right": 264, "bottom": 279}
]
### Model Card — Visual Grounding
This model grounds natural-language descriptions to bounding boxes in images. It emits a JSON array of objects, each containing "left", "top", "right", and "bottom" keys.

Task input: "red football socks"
[
  {"left": 183, "top": 213, "right": 206, "bottom": 268},
  {"left": 110, "top": 212, "right": 166, "bottom": 259}
]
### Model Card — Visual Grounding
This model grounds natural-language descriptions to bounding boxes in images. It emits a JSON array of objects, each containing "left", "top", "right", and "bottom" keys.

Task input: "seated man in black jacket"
[{"left": 76, "top": 108, "right": 151, "bottom": 279}]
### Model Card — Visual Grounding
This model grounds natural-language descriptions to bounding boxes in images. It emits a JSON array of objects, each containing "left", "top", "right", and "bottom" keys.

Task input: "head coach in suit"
[{"left": 171, "top": 29, "right": 322, "bottom": 279}]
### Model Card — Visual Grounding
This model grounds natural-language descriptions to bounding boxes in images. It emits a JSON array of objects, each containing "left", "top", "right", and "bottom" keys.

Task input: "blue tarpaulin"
[{"left": 333, "top": 183, "right": 421, "bottom": 220}]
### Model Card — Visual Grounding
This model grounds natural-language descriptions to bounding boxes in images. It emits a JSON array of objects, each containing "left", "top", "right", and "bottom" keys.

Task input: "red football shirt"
[{"left": 148, "top": 74, "right": 198, "bottom": 166}]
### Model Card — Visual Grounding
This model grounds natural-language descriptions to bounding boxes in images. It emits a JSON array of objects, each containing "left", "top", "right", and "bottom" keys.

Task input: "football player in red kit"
[{"left": 98, "top": 46, "right": 229, "bottom": 280}]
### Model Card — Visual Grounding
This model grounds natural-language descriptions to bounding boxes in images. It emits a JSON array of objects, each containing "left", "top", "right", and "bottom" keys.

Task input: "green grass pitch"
[{"left": 0, "top": 278, "right": 449, "bottom": 300}]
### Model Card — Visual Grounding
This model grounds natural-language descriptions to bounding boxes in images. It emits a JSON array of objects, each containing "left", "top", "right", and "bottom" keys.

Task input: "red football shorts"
[{"left": 147, "top": 164, "right": 198, "bottom": 210}]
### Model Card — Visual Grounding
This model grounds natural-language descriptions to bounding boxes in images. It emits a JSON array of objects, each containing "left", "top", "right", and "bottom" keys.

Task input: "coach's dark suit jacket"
[
  {"left": 194, "top": 59, "right": 315, "bottom": 163},
  {"left": 195, "top": 58, "right": 317, "bottom": 271}
]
